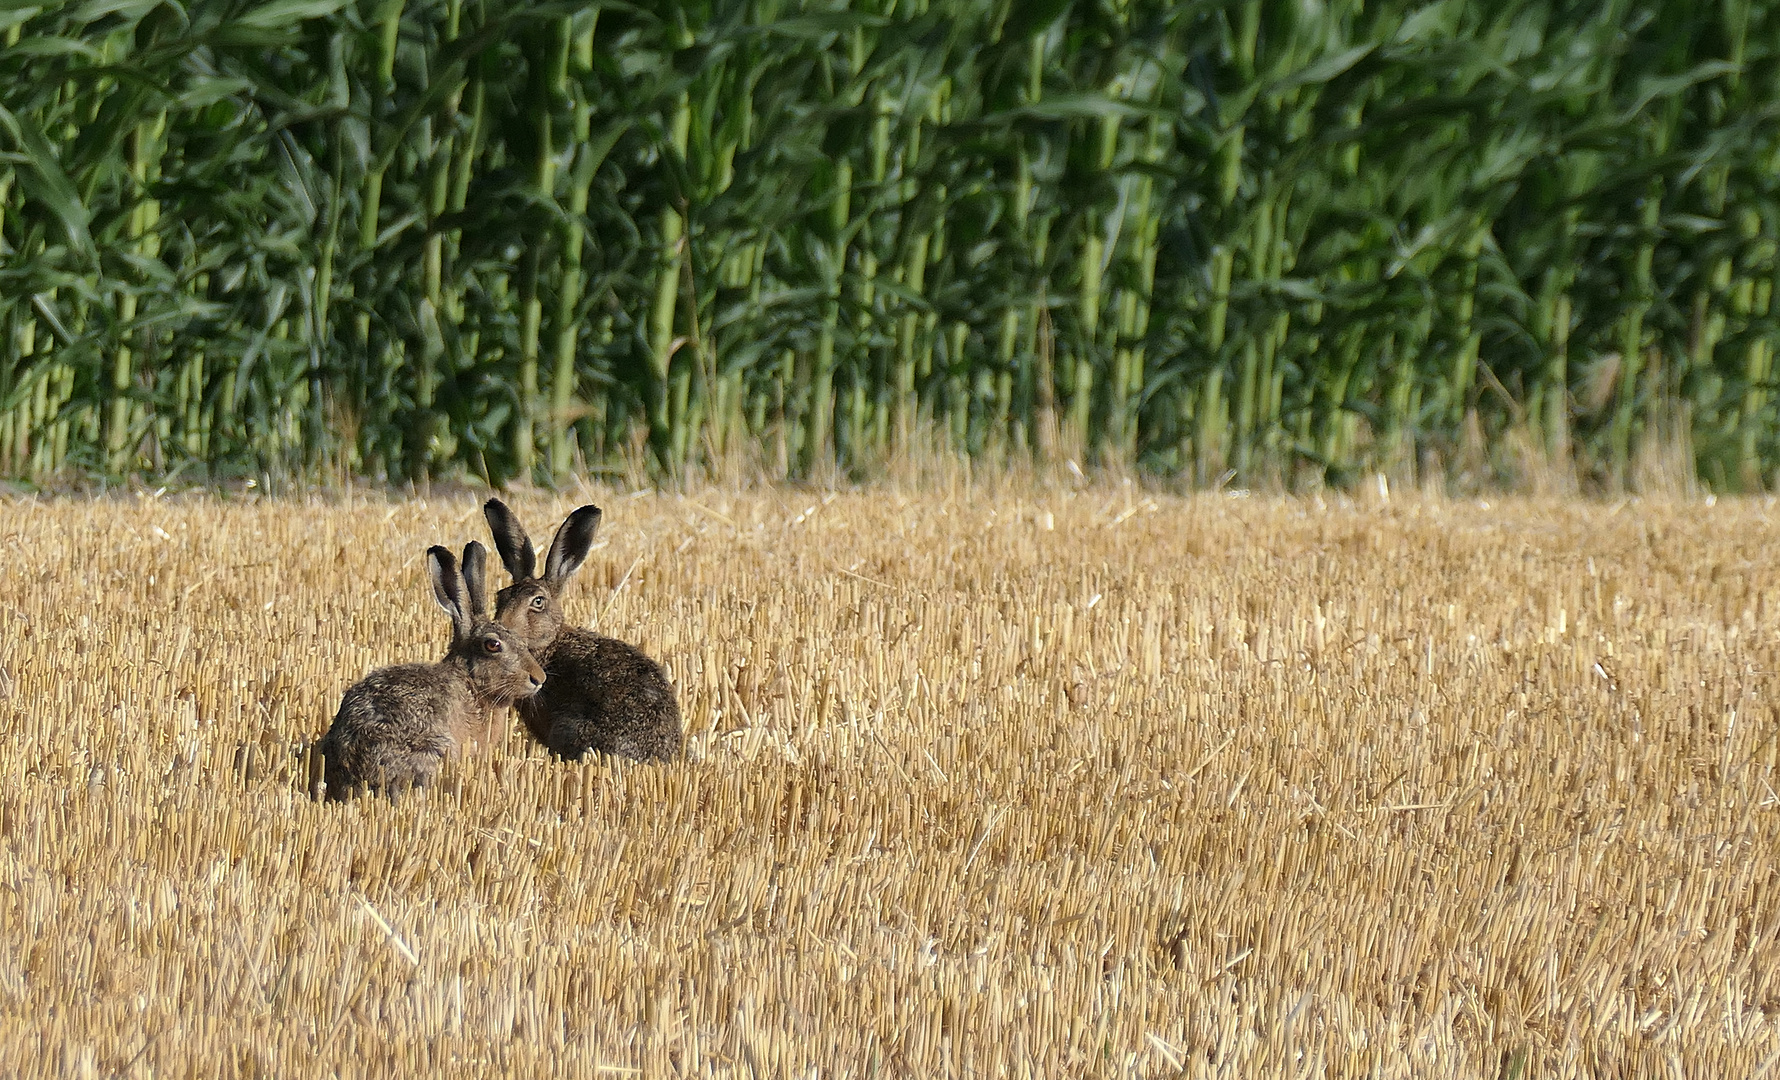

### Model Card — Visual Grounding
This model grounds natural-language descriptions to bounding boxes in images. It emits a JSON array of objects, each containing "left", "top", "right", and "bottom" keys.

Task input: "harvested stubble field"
[{"left": 0, "top": 484, "right": 1777, "bottom": 1078}]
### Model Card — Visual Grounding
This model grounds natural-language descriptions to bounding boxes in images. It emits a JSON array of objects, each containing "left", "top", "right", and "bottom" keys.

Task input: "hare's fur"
[
  {"left": 318, "top": 542, "right": 545, "bottom": 799},
  {"left": 484, "top": 499, "right": 683, "bottom": 763}
]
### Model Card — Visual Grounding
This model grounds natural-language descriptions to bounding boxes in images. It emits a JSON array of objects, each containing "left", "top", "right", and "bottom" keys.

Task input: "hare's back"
[
  {"left": 532, "top": 628, "right": 681, "bottom": 761},
  {"left": 324, "top": 663, "right": 462, "bottom": 764},
  {"left": 547, "top": 629, "right": 676, "bottom": 706},
  {"left": 320, "top": 663, "right": 465, "bottom": 798},
  {"left": 339, "top": 662, "right": 466, "bottom": 732}
]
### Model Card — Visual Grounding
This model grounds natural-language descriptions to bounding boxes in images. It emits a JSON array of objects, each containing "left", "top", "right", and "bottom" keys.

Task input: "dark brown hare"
[
  {"left": 482, "top": 499, "right": 682, "bottom": 763},
  {"left": 317, "top": 542, "right": 545, "bottom": 799}
]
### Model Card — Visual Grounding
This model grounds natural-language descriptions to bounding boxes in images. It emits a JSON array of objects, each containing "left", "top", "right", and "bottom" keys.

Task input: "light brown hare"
[
  {"left": 483, "top": 499, "right": 682, "bottom": 763},
  {"left": 317, "top": 541, "right": 545, "bottom": 799}
]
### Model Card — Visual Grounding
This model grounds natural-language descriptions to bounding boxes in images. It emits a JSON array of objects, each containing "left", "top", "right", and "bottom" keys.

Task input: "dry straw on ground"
[{"left": 0, "top": 484, "right": 1777, "bottom": 1077}]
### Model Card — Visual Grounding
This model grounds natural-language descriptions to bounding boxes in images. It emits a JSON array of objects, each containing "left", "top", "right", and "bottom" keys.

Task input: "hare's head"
[
  {"left": 429, "top": 541, "right": 546, "bottom": 705},
  {"left": 482, "top": 499, "right": 602, "bottom": 653}
]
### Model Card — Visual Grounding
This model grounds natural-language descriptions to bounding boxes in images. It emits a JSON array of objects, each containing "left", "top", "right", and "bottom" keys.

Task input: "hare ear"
[
  {"left": 461, "top": 541, "right": 490, "bottom": 620},
  {"left": 544, "top": 505, "right": 603, "bottom": 586},
  {"left": 426, "top": 545, "right": 471, "bottom": 639},
  {"left": 483, "top": 498, "right": 536, "bottom": 581}
]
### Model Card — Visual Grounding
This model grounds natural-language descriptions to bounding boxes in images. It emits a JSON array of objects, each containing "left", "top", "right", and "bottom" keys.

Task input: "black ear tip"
[
  {"left": 568, "top": 507, "right": 602, "bottom": 545},
  {"left": 427, "top": 546, "right": 459, "bottom": 592}
]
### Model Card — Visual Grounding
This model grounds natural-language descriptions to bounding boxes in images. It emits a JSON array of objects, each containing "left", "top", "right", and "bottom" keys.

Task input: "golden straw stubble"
[{"left": 0, "top": 488, "right": 1775, "bottom": 1077}]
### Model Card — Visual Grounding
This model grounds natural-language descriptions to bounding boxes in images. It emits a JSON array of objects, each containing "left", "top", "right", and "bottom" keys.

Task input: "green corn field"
[{"left": 0, "top": 0, "right": 1776, "bottom": 489}]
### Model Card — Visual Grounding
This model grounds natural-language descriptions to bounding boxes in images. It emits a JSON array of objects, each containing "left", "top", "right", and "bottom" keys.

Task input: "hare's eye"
[
  {"left": 483, "top": 638, "right": 504, "bottom": 654},
  {"left": 530, "top": 595, "right": 546, "bottom": 610}
]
